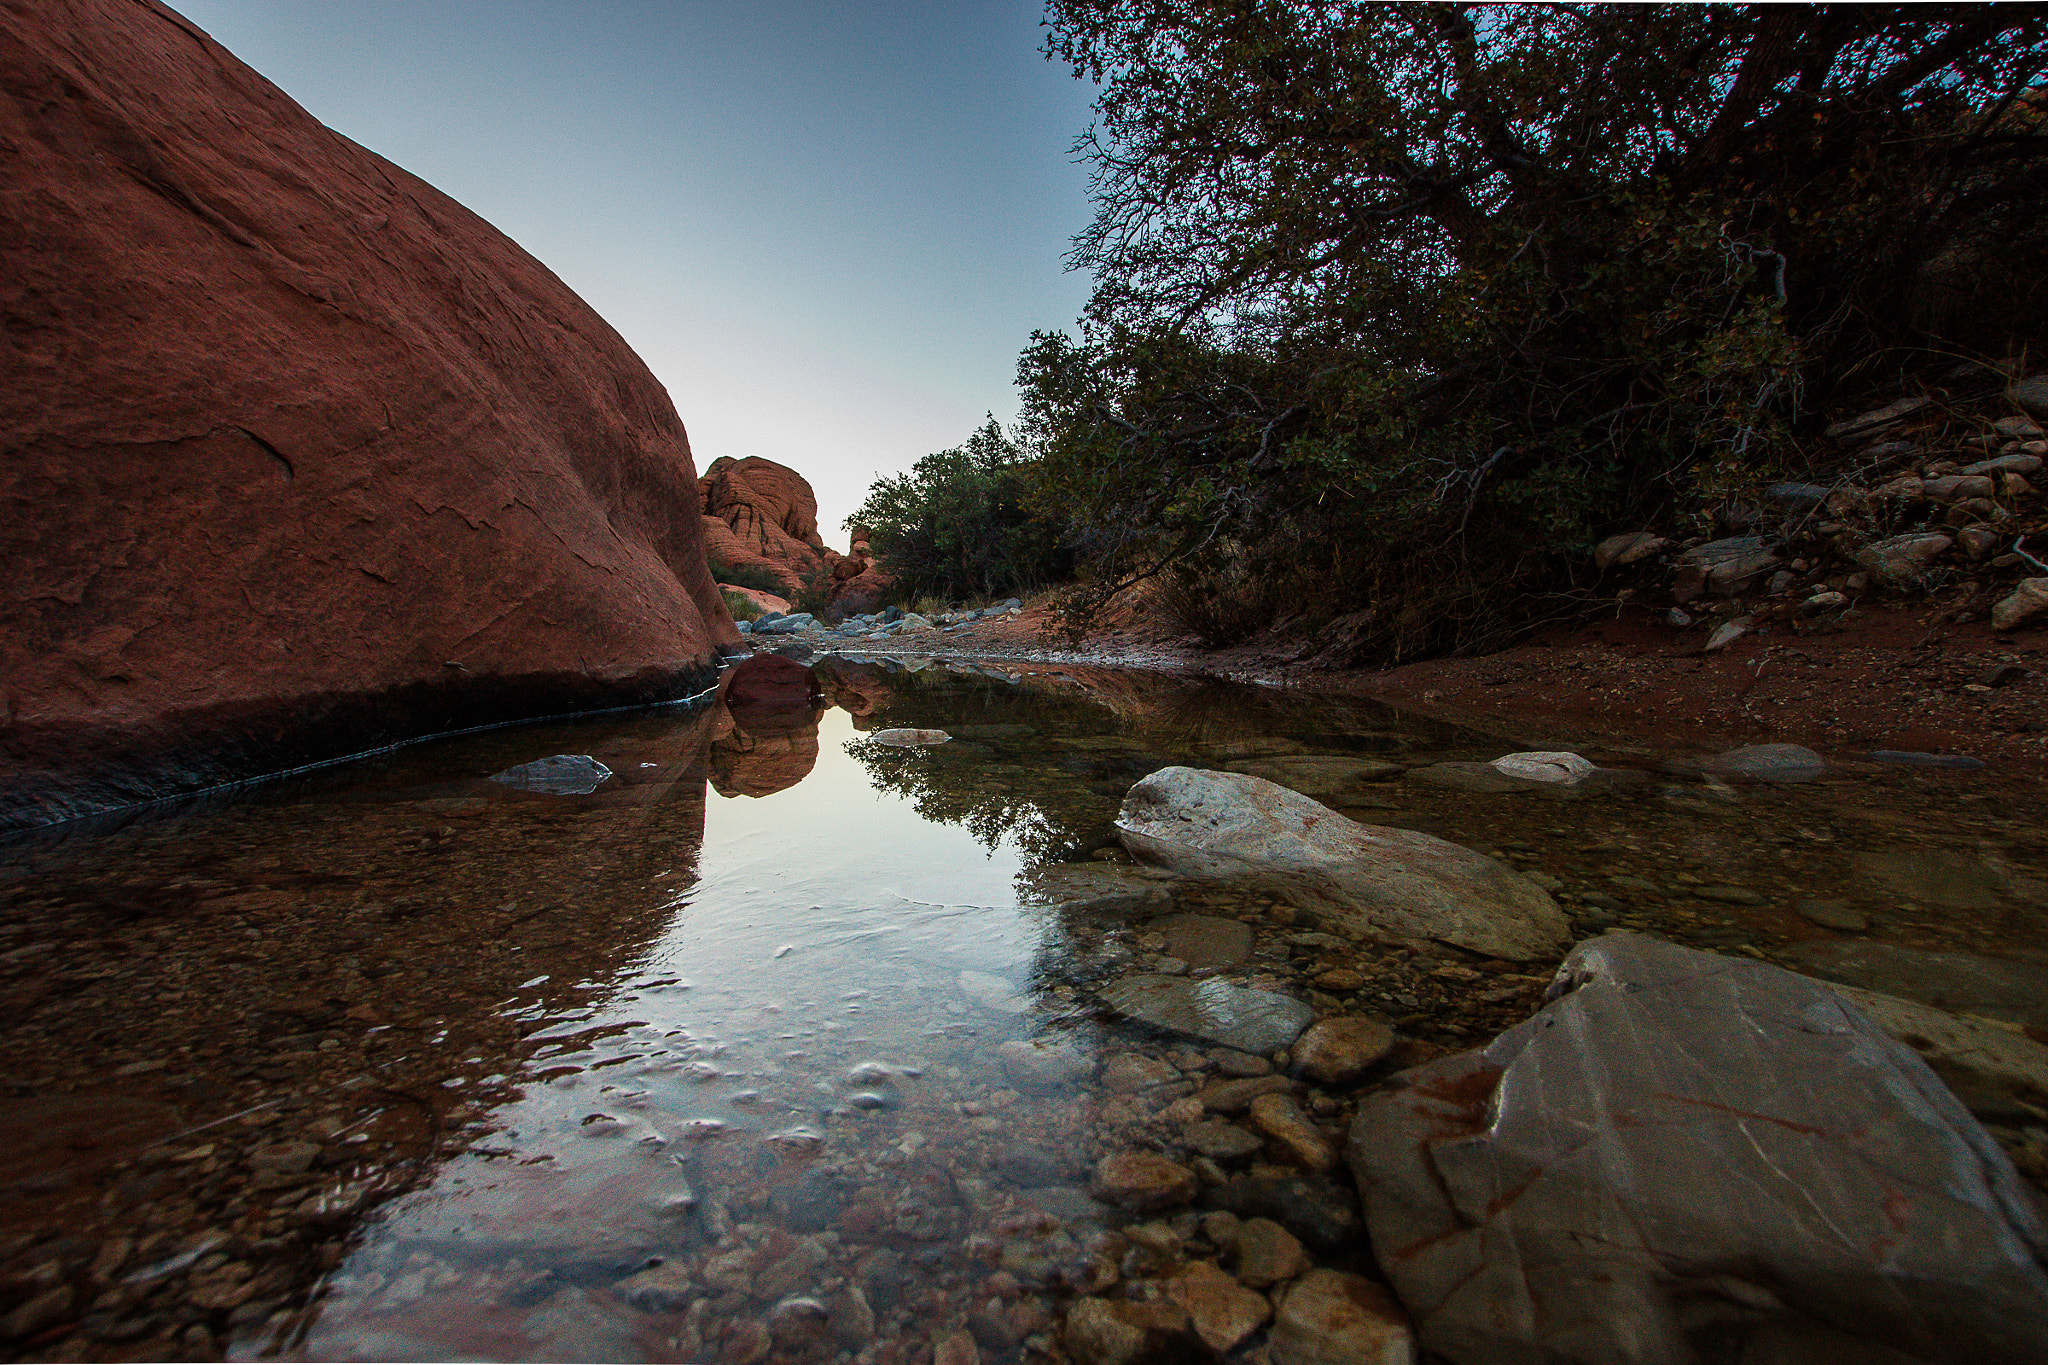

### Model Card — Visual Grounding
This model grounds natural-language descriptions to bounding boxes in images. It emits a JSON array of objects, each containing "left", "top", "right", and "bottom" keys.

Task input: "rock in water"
[
  {"left": 1487, "top": 751, "right": 1595, "bottom": 785},
  {"left": 1699, "top": 742, "right": 1826, "bottom": 782},
  {"left": 488, "top": 754, "right": 612, "bottom": 795},
  {"left": 870, "top": 729, "right": 952, "bottom": 747},
  {"left": 0, "top": 0, "right": 739, "bottom": 831},
  {"left": 1347, "top": 933, "right": 2048, "bottom": 1365},
  {"left": 1117, "top": 768, "right": 1568, "bottom": 961},
  {"left": 1100, "top": 975, "right": 1313, "bottom": 1055}
]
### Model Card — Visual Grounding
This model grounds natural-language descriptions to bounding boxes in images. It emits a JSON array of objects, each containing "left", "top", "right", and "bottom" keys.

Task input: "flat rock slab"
[
  {"left": 1348, "top": 933, "right": 2048, "bottom": 1365},
  {"left": 1146, "top": 913, "right": 1254, "bottom": 968},
  {"left": 1100, "top": 974, "right": 1313, "bottom": 1055},
  {"left": 489, "top": 755, "right": 612, "bottom": 795},
  {"left": 1118, "top": 767, "right": 1568, "bottom": 961},
  {"left": 1778, "top": 939, "right": 2048, "bottom": 1030}
]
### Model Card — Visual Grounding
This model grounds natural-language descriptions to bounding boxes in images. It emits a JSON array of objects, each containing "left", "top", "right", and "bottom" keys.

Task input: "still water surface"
[{"left": 0, "top": 654, "right": 2040, "bottom": 1362}]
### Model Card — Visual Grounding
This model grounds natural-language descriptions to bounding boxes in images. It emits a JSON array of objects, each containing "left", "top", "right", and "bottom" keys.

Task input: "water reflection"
[{"left": 3, "top": 656, "right": 2038, "bottom": 1363}]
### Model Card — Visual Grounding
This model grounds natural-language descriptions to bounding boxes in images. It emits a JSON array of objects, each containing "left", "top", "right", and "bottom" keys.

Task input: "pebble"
[
  {"left": 1249, "top": 1093, "right": 1339, "bottom": 1172},
  {"left": 1091, "top": 1152, "right": 1198, "bottom": 1213},
  {"left": 1101, "top": 1052, "right": 1181, "bottom": 1094},
  {"left": 1232, "top": 1217, "right": 1311, "bottom": 1288},
  {"left": 1210, "top": 1049, "right": 1272, "bottom": 1077},
  {"left": 1165, "top": 1259, "right": 1272, "bottom": 1354},
  {"left": 1292, "top": 1017, "right": 1396, "bottom": 1086},
  {"left": 1182, "top": 1120, "right": 1264, "bottom": 1163},
  {"left": 1271, "top": 1269, "right": 1416, "bottom": 1365},
  {"left": 1198, "top": 1075, "right": 1294, "bottom": 1112},
  {"left": 995, "top": 1037, "right": 1091, "bottom": 1089}
]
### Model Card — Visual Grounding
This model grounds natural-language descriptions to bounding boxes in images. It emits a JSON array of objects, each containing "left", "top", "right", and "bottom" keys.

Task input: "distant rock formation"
[
  {"left": 700, "top": 457, "right": 891, "bottom": 612},
  {"left": 0, "top": 0, "right": 740, "bottom": 829}
]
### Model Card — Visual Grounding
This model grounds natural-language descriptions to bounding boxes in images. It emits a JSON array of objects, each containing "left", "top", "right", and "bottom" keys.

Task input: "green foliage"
[
  {"left": 1025, "top": 2, "right": 2048, "bottom": 658},
  {"left": 709, "top": 560, "right": 788, "bottom": 596},
  {"left": 848, "top": 418, "right": 1077, "bottom": 603},
  {"left": 792, "top": 565, "right": 839, "bottom": 622},
  {"left": 719, "top": 587, "right": 763, "bottom": 623}
]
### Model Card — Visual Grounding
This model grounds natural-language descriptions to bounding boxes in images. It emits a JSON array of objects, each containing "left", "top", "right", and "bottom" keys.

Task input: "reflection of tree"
[{"left": 844, "top": 737, "right": 1085, "bottom": 863}]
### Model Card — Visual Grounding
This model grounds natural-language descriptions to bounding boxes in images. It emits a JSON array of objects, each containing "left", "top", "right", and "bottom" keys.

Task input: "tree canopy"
[{"left": 1021, "top": 3, "right": 2048, "bottom": 656}]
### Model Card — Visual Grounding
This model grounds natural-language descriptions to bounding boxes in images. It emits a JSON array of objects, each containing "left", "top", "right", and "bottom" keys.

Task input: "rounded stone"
[{"left": 1293, "top": 1017, "right": 1396, "bottom": 1086}]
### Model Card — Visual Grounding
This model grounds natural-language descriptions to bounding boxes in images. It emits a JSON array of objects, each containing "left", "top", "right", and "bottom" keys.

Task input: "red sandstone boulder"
[
  {"left": 0, "top": 0, "right": 741, "bottom": 829},
  {"left": 699, "top": 456, "right": 893, "bottom": 610}
]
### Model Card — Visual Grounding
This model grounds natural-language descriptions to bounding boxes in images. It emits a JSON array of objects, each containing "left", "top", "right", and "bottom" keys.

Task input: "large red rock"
[
  {"left": 0, "top": 0, "right": 741, "bottom": 829},
  {"left": 699, "top": 456, "right": 893, "bottom": 609}
]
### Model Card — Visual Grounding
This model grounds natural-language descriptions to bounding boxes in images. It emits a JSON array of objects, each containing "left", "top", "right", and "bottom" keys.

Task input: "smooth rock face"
[
  {"left": 1118, "top": 768, "right": 1569, "bottom": 961},
  {"left": 487, "top": 754, "right": 613, "bottom": 796},
  {"left": 1348, "top": 933, "right": 2048, "bottom": 1365},
  {"left": 0, "top": 0, "right": 738, "bottom": 829},
  {"left": 1100, "top": 975, "right": 1314, "bottom": 1055}
]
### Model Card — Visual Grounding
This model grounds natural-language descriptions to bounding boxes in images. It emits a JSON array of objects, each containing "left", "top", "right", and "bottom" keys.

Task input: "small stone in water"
[
  {"left": 846, "top": 1060, "right": 894, "bottom": 1084},
  {"left": 487, "top": 753, "right": 612, "bottom": 795},
  {"left": 677, "top": 1119, "right": 726, "bottom": 1140}
]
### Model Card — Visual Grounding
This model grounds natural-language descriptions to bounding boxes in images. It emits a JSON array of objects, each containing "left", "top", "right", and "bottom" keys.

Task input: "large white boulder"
[{"left": 1116, "top": 767, "right": 1569, "bottom": 961}]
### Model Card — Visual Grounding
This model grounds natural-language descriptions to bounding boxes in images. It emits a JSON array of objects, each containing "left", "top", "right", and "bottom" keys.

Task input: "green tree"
[
  {"left": 848, "top": 418, "right": 1077, "bottom": 602},
  {"left": 1025, "top": 3, "right": 2048, "bottom": 657}
]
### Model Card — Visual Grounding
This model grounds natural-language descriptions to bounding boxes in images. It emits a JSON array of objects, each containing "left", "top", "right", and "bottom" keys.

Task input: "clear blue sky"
[{"left": 172, "top": 0, "right": 1099, "bottom": 543}]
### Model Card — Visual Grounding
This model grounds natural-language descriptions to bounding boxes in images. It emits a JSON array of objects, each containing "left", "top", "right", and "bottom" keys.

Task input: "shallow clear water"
[{"left": 1, "top": 654, "right": 2041, "bottom": 1363}]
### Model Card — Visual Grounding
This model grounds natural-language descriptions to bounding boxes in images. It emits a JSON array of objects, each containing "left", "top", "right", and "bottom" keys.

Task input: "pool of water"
[{"left": 1, "top": 653, "right": 2042, "bottom": 1362}]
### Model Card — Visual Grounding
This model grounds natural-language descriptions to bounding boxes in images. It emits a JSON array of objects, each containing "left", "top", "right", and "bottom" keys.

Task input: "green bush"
[
  {"left": 849, "top": 418, "right": 1077, "bottom": 603},
  {"left": 1026, "top": 2, "right": 2048, "bottom": 659},
  {"left": 709, "top": 560, "right": 788, "bottom": 595},
  {"left": 719, "top": 587, "right": 763, "bottom": 622}
]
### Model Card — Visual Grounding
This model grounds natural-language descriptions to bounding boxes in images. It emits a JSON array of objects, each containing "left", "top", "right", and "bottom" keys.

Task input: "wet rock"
[
  {"left": 1488, "top": 751, "right": 1595, "bottom": 785},
  {"left": 1147, "top": 914, "right": 1253, "bottom": 968},
  {"left": 1231, "top": 1217, "right": 1310, "bottom": 1288},
  {"left": 1293, "top": 1017, "right": 1396, "bottom": 1086},
  {"left": 1593, "top": 531, "right": 1667, "bottom": 569},
  {"left": 1092, "top": 1153, "right": 1198, "bottom": 1213},
  {"left": 1205, "top": 1174, "right": 1360, "bottom": 1254},
  {"left": 1101, "top": 975, "right": 1314, "bottom": 1055},
  {"left": 1249, "top": 1093, "right": 1338, "bottom": 1172},
  {"left": 1347, "top": 933, "right": 2048, "bottom": 1365},
  {"left": 1868, "top": 750, "right": 1987, "bottom": 769},
  {"left": 1271, "top": 1270, "right": 1415, "bottom": 1365},
  {"left": 1118, "top": 768, "right": 1568, "bottom": 961},
  {"left": 1778, "top": 940, "right": 2048, "bottom": 1030},
  {"left": 994, "top": 1144, "right": 1071, "bottom": 1188},
  {"left": 1698, "top": 742, "right": 1825, "bottom": 783},
  {"left": 1224, "top": 757, "right": 1405, "bottom": 801},
  {"left": 1102, "top": 1052, "right": 1182, "bottom": 1094},
  {"left": 1062, "top": 1297, "right": 1193, "bottom": 1365},
  {"left": 488, "top": 755, "right": 613, "bottom": 795},
  {"left": 870, "top": 728, "right": 950, "bottom": 746},
  {"left": 751, "top": 612, "right": 817, "bottom": 635},
  {"left": 1796, "top": 899, "right": 1869, "bottom": 932},
  {"left": 1021, "top": 864, "right": 1176, "bottom": 918},
  {"left": 1992, "top": 578, "right": 2048, "bottom": 632},
  {"left": 995, "top": 1038, "right": 1092, "bottom": 1090},
  {"left": 1181, "top": 1120, "right": 1264, "bottom": 1163},
  {"left": 1197, "top": 1075, "right": 1294, "bottom": 1112},
  {"left": 1165, "top": 1259, "right": 1272, "bottom": 1355}
]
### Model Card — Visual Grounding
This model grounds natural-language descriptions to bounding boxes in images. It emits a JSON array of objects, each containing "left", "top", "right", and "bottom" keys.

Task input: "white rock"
[
  {"left": 1992, "top": 578, "right": 2048, "bottom": 632},
  {"left": 1117, "top": 768, "right": 1568, "bottom": 961},
  {"left": 1488, "top": 752, "right": 1596, "bottom": 785}
]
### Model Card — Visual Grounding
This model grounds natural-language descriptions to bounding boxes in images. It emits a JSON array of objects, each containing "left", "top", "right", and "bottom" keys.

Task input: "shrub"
[
  {"left": 709, "top": 560, "right": 788, "bottom": 596},
  {"left": 719, "top": 587, "right": 763, "bottom": 622}
]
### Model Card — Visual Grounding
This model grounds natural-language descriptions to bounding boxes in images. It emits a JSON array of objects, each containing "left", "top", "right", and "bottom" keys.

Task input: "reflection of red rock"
[
  {"left": 700, "top": 457, "right": 893, "bottom": 610},
  {"left": 0, "top": 0, "right": 738, "bottom": 828},
  {"left": 813, "top": 659, "right": 887, "bottom": 728},
  {"left": 709, "top": 657, "right": 823, "bottom": 797},
  {"left": 721, "top": 657, "right": 821, "bottom": 717}
]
